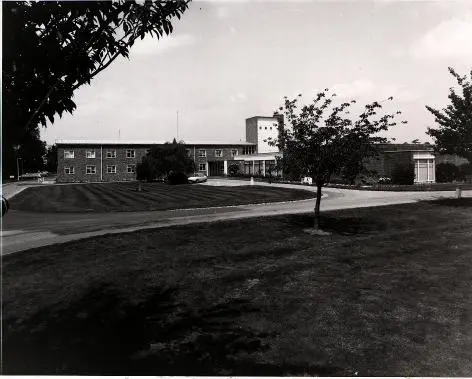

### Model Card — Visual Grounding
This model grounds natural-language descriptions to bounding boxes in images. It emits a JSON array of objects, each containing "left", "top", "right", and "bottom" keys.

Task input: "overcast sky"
[{"left": 41, "top": 0, "right": 472, "bottom": 145}]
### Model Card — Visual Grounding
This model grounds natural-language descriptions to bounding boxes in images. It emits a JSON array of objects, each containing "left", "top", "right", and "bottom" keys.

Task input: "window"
[
  {"left": 64, "top": 166, "right": 75, "bottom": 174},
  {"left": 64, "top": 150, "right": 74, "bottom": 159},
  {"left": 265, "top": 127, "right": 267, "bottom": 130},
  {"left": 127, "top": 164, "right": 136, "bottom": 173},
  {"left": 86, "top": 150, "right": 95, "bottom": 159},
  {"left": 186, "top": 149, "right": 192, "bottom": 157},
  {"left": 259, "top": 127, "right": 262, "bottom": 130},
  {"left": 231, "top": 149, "right": 238, "bottom": 157},
  {"left": 106, "top": 150, "right": 116, "bottom": 158},
  {"left": 198, "top": 149, "right": 206, "bottom": 158},
  {"left": 215, "top": 149, "right": 223, "bottom": 157},
  {"left": 199, "top": 163, "right": 206, "bottom": 171},
  {"left": 86, "top": 165, "right": 97, "bottom": 174},
  {"left": 107, "top": 165, "right": 117, "bottom": 174},
  {"left": 243, "top": 146, "right": 256, "bottom": 155},
  {"left": 126, "top": 149, "right": 135, "bottom": 158},
  {"left": 270, "top": 127, "right": 273, "bottom": 130}
]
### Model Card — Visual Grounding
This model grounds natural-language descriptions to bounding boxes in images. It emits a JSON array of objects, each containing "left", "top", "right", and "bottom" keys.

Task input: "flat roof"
[
  {"left": 56, "top": 139, "right": 256, "bottom": 146},
  {"left": 245, "top": 115, "right": 283, "bottom": 121}
]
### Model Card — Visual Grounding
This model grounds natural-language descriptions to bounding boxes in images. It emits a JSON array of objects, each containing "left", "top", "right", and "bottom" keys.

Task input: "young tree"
[
  {"left": 426, "top": 67, "right": 472, "bottom": 161},
  {"left": 271, "top": 90, "right": 405, "bottom": 231}
]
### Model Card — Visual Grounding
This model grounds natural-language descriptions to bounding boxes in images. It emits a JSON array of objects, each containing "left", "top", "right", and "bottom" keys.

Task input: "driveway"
[{"left": 1, "top": 179, "right": 468, "bottom": 255}]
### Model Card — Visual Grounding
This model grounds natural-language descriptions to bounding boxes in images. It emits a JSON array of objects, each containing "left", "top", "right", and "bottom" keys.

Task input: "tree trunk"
[{"left": 314, "top": 183, "right": 322, "bottom": 229}]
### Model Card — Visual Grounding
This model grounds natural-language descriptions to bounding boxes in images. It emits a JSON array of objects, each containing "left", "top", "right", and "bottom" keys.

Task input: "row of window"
[
  {"left": 259, "top": 126, "right": 274, "bottom": 130},
  {"left": 64, "top": 148, "right": 242, "bottom": 159},
  {"left": 64, "top": 165, "right": 136, "bottom": 175},
  {"left": 186, "top": 149, "right": 238, "bottom": 158},
  {"left": 64, "top": 163, "right": 207, "bottom": 175},
  {"left": 64, "top": 149, "right": 137, "bottom": 159}
]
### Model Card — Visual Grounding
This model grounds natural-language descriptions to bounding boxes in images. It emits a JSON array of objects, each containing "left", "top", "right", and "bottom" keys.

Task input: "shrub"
[
  {"left": 391, "top": 164, "right": 415, "bottom": 185},
  {"left": 228, "top": 164, "right": 240, "bottom": 176},
  {"left": 436, "top": 163, "right": 461, "bottom": 183},
  {"left": 459, "top": 163, "right": 472, "bottom": 182},
  {"left": 167, "top": 171, "right": 189, "bottom": 185}
]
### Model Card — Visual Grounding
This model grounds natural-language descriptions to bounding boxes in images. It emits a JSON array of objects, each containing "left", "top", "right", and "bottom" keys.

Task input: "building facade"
[
  {"left": 56, "top": 114, "right": 450, "bottom": 184},
  {"left": 56, "top": 140, "right": 258, "bottom": 183},
  {"left": 56, "top": 115, "right": 284, "bottom": 183},
  {"left": 363, "top": 143, "right": 436, "bottom": 183}
]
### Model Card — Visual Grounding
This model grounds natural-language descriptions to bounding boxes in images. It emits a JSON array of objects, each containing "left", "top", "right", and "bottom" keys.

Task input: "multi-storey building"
[{"left": 56, "top": 115, "right": 283, "bottom": 183}]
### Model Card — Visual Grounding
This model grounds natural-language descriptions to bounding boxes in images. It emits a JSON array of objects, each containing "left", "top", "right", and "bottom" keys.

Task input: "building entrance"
[{"left": 208, "top": 161, "right": 225, "bottom": 176}]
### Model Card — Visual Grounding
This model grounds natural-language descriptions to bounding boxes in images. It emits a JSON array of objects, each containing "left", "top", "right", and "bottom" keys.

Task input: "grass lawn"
[
  {"left": 9, "top": 182, "right": 314, "bottom": 213},
  {"left": 3, "top": 199, "right": 472, "bottom": 376}
]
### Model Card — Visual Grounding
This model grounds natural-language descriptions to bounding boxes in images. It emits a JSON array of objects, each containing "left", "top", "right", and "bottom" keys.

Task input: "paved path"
[{"left": 1, "top": 179, "right": 469, "bottom": 255}]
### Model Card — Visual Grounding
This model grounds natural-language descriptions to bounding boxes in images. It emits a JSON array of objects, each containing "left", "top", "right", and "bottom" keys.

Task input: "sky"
[{"left": 41, "top": 0, "right": 472, "bottom": 145}]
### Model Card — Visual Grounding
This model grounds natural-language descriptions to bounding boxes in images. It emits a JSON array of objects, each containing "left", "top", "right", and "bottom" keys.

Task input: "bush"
[
  {"left": 436, "top": 163, "right": 461, "bottom": 183},
  {"left": 228, "top": 164, "right": 240, "bottom": 176},
  {"left": 459, "top": 163, "right": 472, "bottom": 182},
  {"left": 391, "top": 164, "right": 415, "bottom": 185},
  {"left": 167, "top": 171, "right": 189, "bottom": 185}
]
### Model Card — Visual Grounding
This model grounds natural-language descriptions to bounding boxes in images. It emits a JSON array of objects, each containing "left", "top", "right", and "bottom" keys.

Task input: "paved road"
[{"left": 1, "top": 179, "right": 468, "bottom": 255}]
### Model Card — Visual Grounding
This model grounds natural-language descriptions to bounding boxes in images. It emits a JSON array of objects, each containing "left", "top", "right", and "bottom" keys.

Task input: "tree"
[
  {"left": 10, "top": 129, "right": 47, "bottom": 177},
  {"left": 136, "top": 139, "right": 195, "bottom": 182},
  {"left": 435, "top": 162, "right": 461, "bottom": 183},
  {"left": 271, "top": 90, "right": 405, "bottom": 231},
  {"left": 228, "top": 163, "right": 240, "bottom": 176},
  {"left": 2, "top": 1, "right": 190, "bottom": 178},
  {"left": 391, "top": 164, "right": 415, "bottom": 185},
  {"left": 45, "top": 144, "right": 58, "bottom": 173},
  {"left": 426, "top": 67, "right": 472, "bottom": 161}
]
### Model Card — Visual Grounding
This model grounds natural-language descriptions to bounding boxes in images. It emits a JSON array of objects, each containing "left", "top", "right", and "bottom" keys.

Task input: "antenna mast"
[{"left": 176, "top": 110, "right": 179, "bottom": 140}]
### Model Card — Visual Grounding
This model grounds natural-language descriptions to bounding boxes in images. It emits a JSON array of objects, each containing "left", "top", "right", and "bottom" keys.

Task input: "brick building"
[
  {"left": 363, "top": 143, "right": 436, "bottom": 183},
  {"left": 56, "top": 115, "right": 282, "bottom": 183},
  {"left": 56, "top": 114, "right": 461, "bottom": 184}
]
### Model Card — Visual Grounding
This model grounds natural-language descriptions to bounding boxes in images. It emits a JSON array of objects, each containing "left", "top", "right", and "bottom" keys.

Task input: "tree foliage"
[
  {"left": 3, "top": 0, "right": 189, "bottom": 138},
  {"left": 391, "top": 164, "right": 415, "bottom": 185},
  {"left": 2, "top": 0, "right": 189, "bottom": 179},
  {"left": 228, "top": 163, "right": 240, "bottom": 176},
  {"left": 426, "top": 67, "right": 472, "bottom": 161},
  {"left": 271, "top": 90, "right": 405, "bottom": 229},
  {"left": 136, "top": 139, "right": 195, "bottom": 182},
  {"left": 45, "top": 144, "right": 58, "bottom": 173}
]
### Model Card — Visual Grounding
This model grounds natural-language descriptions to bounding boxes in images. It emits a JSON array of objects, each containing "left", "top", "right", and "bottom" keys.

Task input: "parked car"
[
  {"left": 188, "top": 172, "right": 208, "bottom": 183},
  {"left": 2, "top": 196, "right": 9, "bottom": 217},
  {"left": 301, "top": 176, "right": 313, "bottom": 185}
]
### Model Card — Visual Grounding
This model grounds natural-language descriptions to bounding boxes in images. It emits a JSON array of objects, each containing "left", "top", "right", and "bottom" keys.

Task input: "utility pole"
[{"left": 176, "top": 110, "right": 179, "bottom": 140}]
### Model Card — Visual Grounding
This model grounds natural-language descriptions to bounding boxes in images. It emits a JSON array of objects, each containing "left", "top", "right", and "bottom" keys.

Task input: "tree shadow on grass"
[
  {"left": 283, "top": 214, "right": 387, "bottom": 235},
  {"left": 426, "top": 197, "right": 472, "bottom": 208},
  {"left": 3, "top": 282, "right": 343, "bottom": 376}
]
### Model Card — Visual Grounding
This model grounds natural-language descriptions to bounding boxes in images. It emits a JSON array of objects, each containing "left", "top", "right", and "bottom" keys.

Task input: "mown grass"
[
  {"left": 8, "top": 182, "right": 314, "bottom": 213},
  {"left": 2, "top": 199, "right": 472, "bottom": 376}
]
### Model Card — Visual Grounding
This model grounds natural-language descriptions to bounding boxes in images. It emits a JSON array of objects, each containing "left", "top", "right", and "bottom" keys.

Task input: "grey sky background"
[{"left": 41, "top": 0, "right": 472, "bottom": 145}]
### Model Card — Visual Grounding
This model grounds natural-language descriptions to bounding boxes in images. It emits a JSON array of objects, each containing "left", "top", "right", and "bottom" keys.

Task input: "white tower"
[{"left": 245, "top": 115, "right": 282, "bottom": 153}]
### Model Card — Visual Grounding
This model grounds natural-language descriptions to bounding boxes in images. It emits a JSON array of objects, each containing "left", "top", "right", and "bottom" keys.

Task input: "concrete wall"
[{"left": 256, "top": 118, "right": 280, "bottom": 153}]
